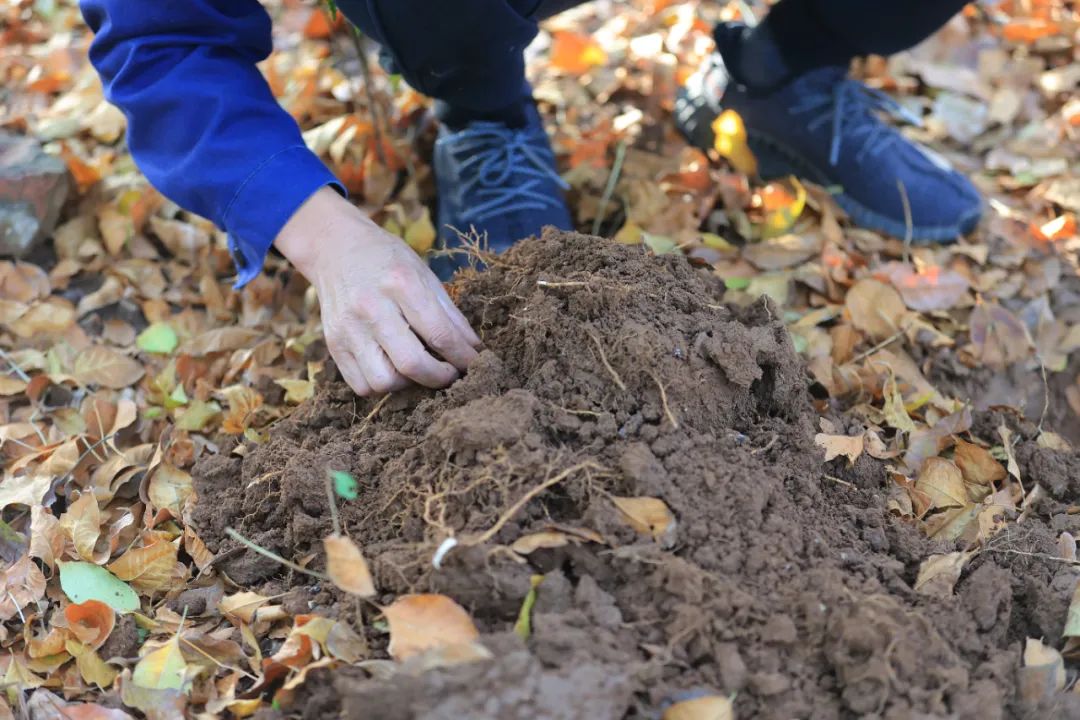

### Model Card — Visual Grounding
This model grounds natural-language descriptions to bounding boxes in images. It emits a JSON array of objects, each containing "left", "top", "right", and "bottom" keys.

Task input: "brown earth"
[{"left": 191, "top": 230, "right": 1080, "bottom": 719}]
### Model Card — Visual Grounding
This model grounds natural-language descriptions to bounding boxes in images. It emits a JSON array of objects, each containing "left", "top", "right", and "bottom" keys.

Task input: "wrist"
[{"left": 273, "top": 185, "right": 347, "bottom": 276}]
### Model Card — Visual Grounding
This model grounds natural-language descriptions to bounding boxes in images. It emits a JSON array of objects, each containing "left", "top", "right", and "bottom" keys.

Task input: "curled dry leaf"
[
  {"left": 997, "top": 425, "right": 1022, "bottom": 485},
  {"left": 610, "top": 495, "right": 677, "bottom": 547},
  {"left": 814, "top": 433, "right": 864, "bottom": 464},
  {"left": 662, "top": 695, "right": 735, "bottom": 720},
  {"left": 64, "top": 599, "right": 115, "bottom": 650},
  {"left": 383, "top": 594, "right": 480, "bottom": 661},
  {"left": 510, "top": 531, "right": 570, "bottom": 555},
  {"left": 59, "top": 491, "right": 102, "bottom": 562},
  {"left": 914, "top": 551, "right": 972, "bottom": 596},
  {"left": 915, "top": 457, "right": 968, "bottom": 511},
  {"left": 1058, "top": 532, "right": 1077, "bottom": 562},
  {"left": 952, "top": 438, "right": 1006, "bottom": 486},
  {"left": 219, "top": 591, "right": 272, "bottom": 624},
  {"left": 0, "top": 555, "right": 47, "bottom": 621},
  {"left": 1019, "top": 638, "right": 1066, "bottom": 704},
  {"left": 323, "top": 534, "right": 376, "bottom": 598},
  {"left": 845, "top": 278, "right": 907, "bottom": 341},
  {"left": 146, "top": 464, "right": 194, "bottom": 517},
  {"left": 876, "top": 262, "right": 970, "bottom": 312}
]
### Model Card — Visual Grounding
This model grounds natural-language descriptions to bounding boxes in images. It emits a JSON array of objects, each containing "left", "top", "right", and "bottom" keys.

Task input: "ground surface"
[{"left": 1, "top": 0, "right": 1080, "bottom": 719}]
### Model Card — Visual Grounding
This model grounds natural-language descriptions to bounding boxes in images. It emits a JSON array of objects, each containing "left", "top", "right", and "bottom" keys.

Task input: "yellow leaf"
[
  {"left": 383, "top": 594, "right": 480, "bottom": 661},
  {"left": 275, "top": 378, "right": 315, "bottom": 405},
  {"left": 73, "top": 346, "right": 145, "bottom": 389},
  {"left": 914, "top": 457, "right": 967, "bottom": 510},
  {"left": 59, "top": 491, "right": 102, "bottom": 562},
  {"left": 404, "top": 208, "right": 436, "bottom": 255},
  {"left": 711, "top": 109, "right": 757, "bottom": 176},
  {"left": 220, "top": 591, "right": 271, "bottom": 624},
  {"left": 610, "top": 496, "right": 677, "bottom": 547},
  {"left": 147, "top": 464, "right": 194, "bottom": 516},
  {"left": 66, "top": 640, "right": 118, "bottom": 689},
  {"left": 662, "top": 695, "right": 735, "bottom": 720},
  {"left": 323, "top": 534, "right": 376, "bottom": 598},
  {"left": 882, "top": 372, "right": 915, "bottom": 434},
  {"left": 613, "top": 221, "right": 643, "bottom": 245},
  {"left": 107, "top": 538, "right": 178, "bottom": 594},
  {"left": 845, "top": 279, "right": 906, "bottom": 341},
  {"left": 759, "top": 177, "right": 806, "bottom": 240},
  {"left": 132, "top": 636, "right": 188, "bottom": 691},
  {"left": 510, "top": 531, "right": 570, "bottom": 555},
  {"left": 814, "top": 433, "right": 864, "bottom": 464},
  {"left": 0, "top": 377, "right": 27, "bottom": 396}
]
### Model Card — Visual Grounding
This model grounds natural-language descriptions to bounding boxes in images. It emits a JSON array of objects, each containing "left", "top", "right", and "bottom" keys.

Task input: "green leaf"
[
  {"left": 332, "top": 470, "right": 358, "bottom": 500},
  {"left": 514, "top": 575, "right": 543, "bottom": 640},
  {"left": 136, "top": 323, "right": 179, "bottom": 355},
  {"left": 175, "top": 400, "right": 221, "bottom": 432},
  {"left": 724, "top": 277, "right": 751, "bottom": 290},
  {"left": 59, "top": 561, "right": 139, "bottom": 613}
]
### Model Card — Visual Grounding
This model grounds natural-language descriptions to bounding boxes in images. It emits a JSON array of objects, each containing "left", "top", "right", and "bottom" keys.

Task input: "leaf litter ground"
[{"left": 3, "top": 0, "right": 1080, "bottom": 718}]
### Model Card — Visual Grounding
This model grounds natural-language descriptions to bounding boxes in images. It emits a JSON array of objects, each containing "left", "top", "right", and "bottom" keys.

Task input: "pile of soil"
[{"left": 192, "top": 230, "right": 1080, "bottom": 719}]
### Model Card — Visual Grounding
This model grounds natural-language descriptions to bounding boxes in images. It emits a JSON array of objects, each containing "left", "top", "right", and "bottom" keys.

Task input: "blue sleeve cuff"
[{"left": 224, "top": 145, "right": 345, "bottom": 288}]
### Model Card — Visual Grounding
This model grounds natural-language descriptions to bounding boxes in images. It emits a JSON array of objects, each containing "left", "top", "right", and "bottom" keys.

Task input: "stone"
[{"left": 0, "top": 132, "right": 70, "bottom": 257}]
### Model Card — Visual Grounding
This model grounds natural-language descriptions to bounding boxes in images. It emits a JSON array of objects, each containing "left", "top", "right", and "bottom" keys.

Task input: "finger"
[
  {"left": 398, "top": 292, "right": 480, "bottom": 371},
  {"left": 354, "top": 336, "right": 412, "bottom": 394},
  {"left": 373, "top": 313, "right": 460, "bottom": 389},
  {"left": 429, "top": 280, "right": 482, "bottom": 347},
  {"left": 330, "top": 343, "right": 373, "bottom": 397}
]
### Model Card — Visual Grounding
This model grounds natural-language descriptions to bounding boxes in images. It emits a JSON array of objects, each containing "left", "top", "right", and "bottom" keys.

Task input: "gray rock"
[{"left": 0, "top": 133, "right": 69, "bottom": 256}]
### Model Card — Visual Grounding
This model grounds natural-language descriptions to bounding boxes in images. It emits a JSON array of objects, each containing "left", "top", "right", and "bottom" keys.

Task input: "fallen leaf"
[
  {"left": 914, "top": 551, "right": 972, "bottom": 596},
  {"left": 132, "top": 636, "right": 187, "bottom": 691},
  {"left": 65, "top": 599, "right": 115, "bottom": 650},
  {"left": 1019, "top": 637, "right": 1066, "bottom": 703},
  {"left": 179, "top": 328, "right": 263, "bottom": 356},
  {"left": 0, "top": 555, "right": 46, "bottom": 621},
  {"left": 969, "top": 302, "right": 1031, "bottom": 370},
  {"left": 742, "top": 232, "right": 822, "bottom": 271},
  {"left": 332, "top": 470, "right": 358, "bottom": 500},
  {"left": 846, "top": 279, "right": 907, "bottom": 341},
  {"left": 219, "top": 591, "right": 271, "bottom": 624},
  {"left": 549, "top": 30, "right": 608, "bottom": 74},
  {"left": 712, "top": 109, "right": 757, "bottom": 176},
  {"left": 662, "top": 695, "right": 735, "bottom": 720},
  {"left": 513, "top": 575, "right": 542, "bottom": 640},
  {"left": 882, "top": 372, "right": 916, "bottom": 434},
  {"left": 383, "top": 594, "right": 480, "bottom": 661},
  {"left": 59, "top": 491, "right": 102, "bottom": 562},
  {"left": 107, "top": 538, "right": 179, "bottom": 594},
  {"left": 67, "top": 640, "right": 118, "bottom": 689},
  {"left": 877, "top": 262, "right": 970, "bottom": 312},
  {"left": 510, "top": 531, "right": 570, "bottom": 555},
  {"left": 275, "top": 378, "right": 315, "bottom": 405},
  {"left": 147, "top": 464, "right": 194, "bottom": 517},
  {"left": 998, "top": 425, "right": 1022, "bottom": 484},
  {"left": 610, "top": 495, "right": 677, "bottom": 547},
  {"left": 814, "top": 433, "right": 864, "bottom": 464},
  {"left": 73, "top": 346, "right": 145, "bottom": 389},
  {"left": 136, "top": 323, "right": 178, "bottom": 355},
  {"left": 0, "top": 474, "right": 53, "bottom": 510},
  {"left": 953, "top": 438, "right": 1007, "bottom": 486},
  {"left": 915, "top": 458, "right": 968, "bottom": 510},
  {"left": 324, "top": 534, "right": 376, "bottom": 598},
  {"left": 59, "top": 561, "right": 140, "bottom": 613}
]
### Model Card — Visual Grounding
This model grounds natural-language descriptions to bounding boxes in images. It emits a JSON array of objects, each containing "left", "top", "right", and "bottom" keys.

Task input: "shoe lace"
[
  {"left": 448, "top": 122, "right": 570, "bottom": 223},
  {"left": 788, "top": 77, "right": 923, "bottom": 166}
]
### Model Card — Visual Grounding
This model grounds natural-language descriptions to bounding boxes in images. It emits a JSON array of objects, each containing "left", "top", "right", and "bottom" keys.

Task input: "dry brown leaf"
[
  {"left": 814, "top": 433, "right": 864, "bottom": 464},
  {"left": 324, "top": 534, "right": 376, "bottom": 598},
  {"left": 8, "top": 298, "right": 75, "bottom": 337},
  {"left": 877, "top": 262, "right": 970, "bottom": 312},
  {"left": 610, "top": 495, "right": 677, "bottom": 547},
  {"left": 0, "top": 377, "right": 27, "bottom": 396},
  {"left": 67, "top": 640, "right": 119, "bottom": 689},
  {"left": 183, "top": 527, "right": 215, "bottom": 573},
  {"left": 662, "top": 695, "right": 735, "bottom": 720},
  {"left": 510, "top": 531, "right": 570, "bottom": 555},
  {"left": 742, "top": 232, "right": 822, "bottom": 271},
  {"left": 914, "top": 458, "right": 968, "bottom": 510},
  {"left": 845, "top": 278, "right": 906, "bottom": 341},
  {"left": 969, "top": 302, "right": 1031, "bottom": 370},
  {"left": 997, "top": 425, "right": 1022, "bottom": 484},
  {"left": 383, "top": 594, "right": 480, "bottom": 661},
  {"left": 913, "top": 551, "right": 972, "bottom": 596},
  {"left": 65, "top": 599, "right": 116, "bottom": 650},
  {"left": 73, "top": 346, "right": 145, "bottom": 389},
  {"left": 275, "top": 379, "right": 315, "bottom": 405},
  {"left": 146, "top": 464, "right": 194, "bottom": 517},
  {"left": 952, "top": 439, "right": 1007, "bottom": 486},
  {"left": 0, "top": 555, "right": 47, "bottom": 621},
  {"left": 1019, "top": 638, "right": 1066, "bottom": 704},
  {"left": 107, "top": 537, "right": 179, "bottom": 594},
  {"left": 179, "top": 328, "right": 263, "bottom": 356},
  {"left": 59, "top": 491, "right": 102, "bottom": 562},
  {"left": 1038, "top": 432, "right": 1072, "bottom": 452}
]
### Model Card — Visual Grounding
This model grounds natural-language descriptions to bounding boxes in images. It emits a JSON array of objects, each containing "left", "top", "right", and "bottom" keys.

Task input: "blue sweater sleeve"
[{"left": 80, "top": 0, "right": 344, "bottom": 287}]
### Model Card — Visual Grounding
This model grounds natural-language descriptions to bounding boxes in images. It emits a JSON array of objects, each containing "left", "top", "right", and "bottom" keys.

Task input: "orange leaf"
[
  {"left": 65, "top": 599, "right": 116, "bottom": 650},
  {"left": 1030, "top": 214, "right": 1076, "bottom": 243},
  {"left": 549, "top": 31, "right": 608, "bottom": 74},
  {"left": 303, "top": 7, "right": 343, "bottom": 39},
  {"left": 953, "top": 439, "right": 1007, "bottom": 486},
  {"left": 383, "top": 594, "right": 480, "bottom": 661},
  {"left": 323, "top": 535, "right": 376, "bottom": 598}
]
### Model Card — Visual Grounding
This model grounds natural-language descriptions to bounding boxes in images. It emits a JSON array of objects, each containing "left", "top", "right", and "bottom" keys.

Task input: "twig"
[
  {"left": 593, "top": 140, "right": 627, "bottom": 236},
  {"left": 984, "top": 546, "right": 1080, "bottom": 566},
  {"left": 1037, "top": 355, "right": 1050, "bottom": 434},
  {"left": 585, "top": 328, "right": 626, "bottom": 392},
  {"left": 897, "top": 179, "right": 913, "bottom": 265},
  {"left": 649, "top": 371, "right": 679, "bottom": 429},
  {"left": 537, "top": 280, "right": 588, "bottom": 288},
  {"left": 824, "top": 474, "right": 856, "bottom": 489},
  {"left": 225, "top": 527, "right": 328, "bottom": 580},
  {"left": 324, "top": 470, "right": 342, "bottom": 537},
  {"left": 355, "top": 393, "right": 391, "bottom": 435},
  {"left": 851, "top": 328, "right": 906, "bottom": 364},
  {"left": 464, "top": 461, "right": 606, "bottom": 546},
  {"left": 0, "top": 348, "right": 30, "bottom": 383}
]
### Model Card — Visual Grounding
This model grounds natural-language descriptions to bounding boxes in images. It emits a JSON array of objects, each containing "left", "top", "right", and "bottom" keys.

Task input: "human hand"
[{"left": 274, "top": 187, "right": 480, "bottom": 396}]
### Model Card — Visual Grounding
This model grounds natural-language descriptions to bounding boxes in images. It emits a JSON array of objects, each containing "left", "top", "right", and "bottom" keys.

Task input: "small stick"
[
  {"left": 537, "top": 280, "right": 588, "bottom": 288},
  {"left": 225, "top": 527, "right": 328, "bottom": 580},
  {"left": 897, "top": 179, "right": 913, "bottom": 265},
  {"left": 649, "top": 372, "right": 679, "bottom": 429},
  {"left": 824, "top": 474, "right": 856, "bottom": 489},
  {"left": 324, "top": 471, "right": 342, "bottom": 537},
  {"left": 850, "top": 328, "right": 906, "bottom": 365},
  {"left": 355, "top": 393, "right": 391, "bottom": 436},
  {"left": 586, "top": 328, "right": 626, "bottom": 391},
  {"left": 465, "top": 461, "right": 606, "bottom": 546},
  {"left": 593, "top": 140, "right": 627, "bottom": 236}
]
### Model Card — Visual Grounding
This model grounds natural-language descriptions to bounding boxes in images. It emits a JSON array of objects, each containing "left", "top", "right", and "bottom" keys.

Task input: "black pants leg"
[{"left": 763, "top": 0, "right": 971, "bottom": 72}]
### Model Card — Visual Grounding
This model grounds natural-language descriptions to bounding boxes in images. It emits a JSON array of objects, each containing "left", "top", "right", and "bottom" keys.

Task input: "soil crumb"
[{"left": 193, "top": 230, "right": 1067, "bottom": 718}]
